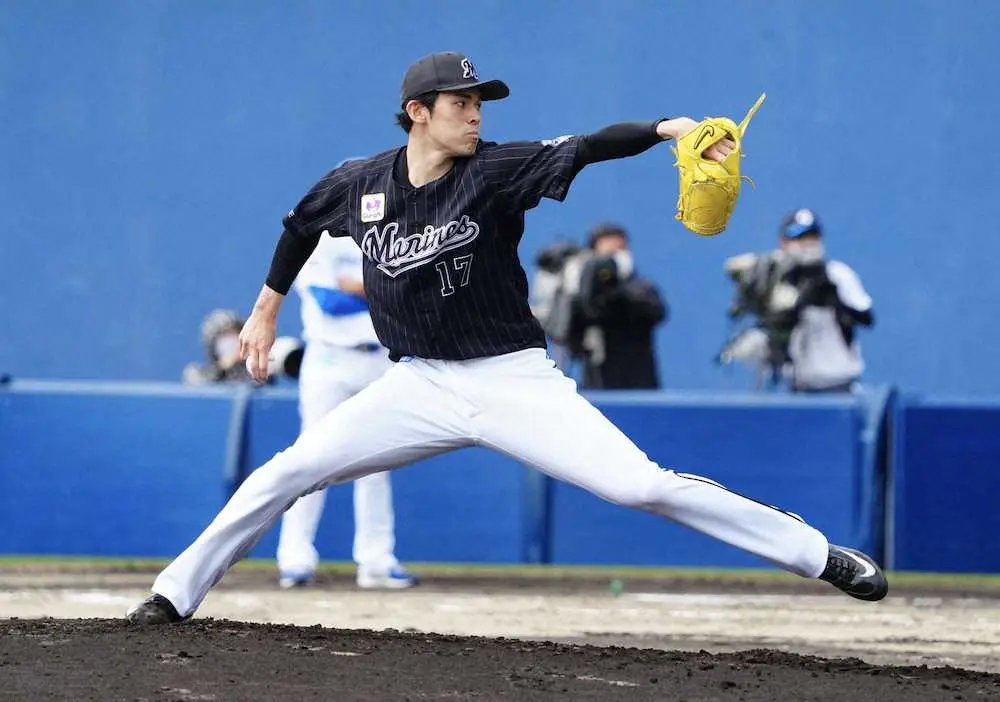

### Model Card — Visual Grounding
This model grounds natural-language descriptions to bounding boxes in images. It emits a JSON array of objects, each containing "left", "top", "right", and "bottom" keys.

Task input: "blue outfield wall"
[
  {"left": 0, "top": 380, "right": 905, "bottom": 570},
  {"left": 0, "top": 382, "right": 233, "bottom": 557},
  {"left": 8, "top": 380, "right": 1000, "bottom": 573},
  {"left": 889, "top": 397, "right": 1000, "bottom": 574}
]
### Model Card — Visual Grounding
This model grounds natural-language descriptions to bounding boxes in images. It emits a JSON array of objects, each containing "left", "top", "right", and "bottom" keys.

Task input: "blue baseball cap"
[{"left": 780, "top": 208, "right": 823, "bottom": 239}]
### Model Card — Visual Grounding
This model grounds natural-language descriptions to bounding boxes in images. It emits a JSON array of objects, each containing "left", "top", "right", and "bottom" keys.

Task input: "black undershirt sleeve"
[
  {"left": 264, "top": 228, "right": 321, "bottom": 295},
  {"left": 573, "top": 120, "right": 667, "bottom": 169}
]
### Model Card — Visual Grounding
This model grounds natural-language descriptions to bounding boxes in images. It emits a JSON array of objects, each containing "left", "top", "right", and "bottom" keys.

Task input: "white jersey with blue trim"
[{"left": 294, "top": 234, "right": 381, "bottom": 347}]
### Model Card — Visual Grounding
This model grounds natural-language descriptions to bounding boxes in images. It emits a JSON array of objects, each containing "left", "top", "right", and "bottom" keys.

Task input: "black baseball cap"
[{"left": 400, "top": 52, "right": 509, "bottom": 108}]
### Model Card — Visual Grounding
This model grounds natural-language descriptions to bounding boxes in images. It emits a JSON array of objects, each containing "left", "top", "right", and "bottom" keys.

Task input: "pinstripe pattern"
[{"left": 282, "top": 138, "right": 581, "bottom": 361}]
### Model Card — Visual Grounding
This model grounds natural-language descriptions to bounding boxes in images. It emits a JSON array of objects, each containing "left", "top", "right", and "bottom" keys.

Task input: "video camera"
[{"left": 719, "top": 249, "right": 838, "bottom": 381}]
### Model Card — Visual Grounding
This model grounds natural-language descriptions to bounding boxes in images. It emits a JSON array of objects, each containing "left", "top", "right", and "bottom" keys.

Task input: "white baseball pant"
[
  {"left": 276, "top": 342, "right": 398, "bottom": 577},
  {"left": 152, "top": 348, "right": 829, "bottom": 617}
]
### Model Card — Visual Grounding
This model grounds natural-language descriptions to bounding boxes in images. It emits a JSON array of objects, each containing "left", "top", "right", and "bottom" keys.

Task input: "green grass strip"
[{"left": 1, "top": 555, "right": 999, "bottom": 588}]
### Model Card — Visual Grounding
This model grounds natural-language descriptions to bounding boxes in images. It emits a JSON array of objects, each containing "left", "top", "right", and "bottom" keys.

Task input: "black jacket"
[{"left": 575, "top": 258, "right": 668, "bottom": 389}]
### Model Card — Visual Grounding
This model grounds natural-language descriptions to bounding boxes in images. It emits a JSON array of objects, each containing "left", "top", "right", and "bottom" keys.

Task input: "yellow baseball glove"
[{"left": 671, "top": 93, "right": 767, "bottom": 237}]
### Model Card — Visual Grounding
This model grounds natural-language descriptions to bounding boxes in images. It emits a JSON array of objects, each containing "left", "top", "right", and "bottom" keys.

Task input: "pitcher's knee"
[
  {"left": 601, "top": 470, "right": 668, "bottom": 511},
  {"left": 255, "top": 441, "right": 333, "bottom": 496}
]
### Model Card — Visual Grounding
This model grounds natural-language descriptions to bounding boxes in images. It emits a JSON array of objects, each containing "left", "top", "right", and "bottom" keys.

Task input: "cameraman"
[
  {"left": 182, "top": 308, "right": 303, "bottom": 386},
  {"left": 575, "top": 223, "right": 668, "bottom": 390},
  {"left": 779, "top": 209, "right": 873, "bottom": 392},
  {"left": 530, "top": 239, "right": 585, "bottom": 370},
  {"left": 182, "top": 309, "right": 255, "bottom": 385},
  {"left": 722, "top": 209, "right": 873, "bottom": 393}
]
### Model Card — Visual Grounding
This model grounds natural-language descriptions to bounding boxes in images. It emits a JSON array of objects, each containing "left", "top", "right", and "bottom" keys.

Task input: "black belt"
[{"left": 351, "top": 343, "right": 382, "bottom": 353}]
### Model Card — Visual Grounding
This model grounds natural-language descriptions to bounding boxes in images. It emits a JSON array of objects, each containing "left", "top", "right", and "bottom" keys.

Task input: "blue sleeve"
[{"left": 308, "top": 286, "right": 369, "bottom": 317}]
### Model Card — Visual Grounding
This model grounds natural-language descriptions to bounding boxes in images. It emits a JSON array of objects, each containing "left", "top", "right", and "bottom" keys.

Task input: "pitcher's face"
[{"left": 425, "top": 90, "right": 482, "bottom": 157}]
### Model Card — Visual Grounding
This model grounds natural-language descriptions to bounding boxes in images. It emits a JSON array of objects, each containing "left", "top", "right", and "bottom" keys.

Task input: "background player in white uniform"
[
  {"left": 128, "top": 51, "right": 887, "bottom": 626},
  {"left": 277, "top": 212, "right": 417, "bottom": 589}
]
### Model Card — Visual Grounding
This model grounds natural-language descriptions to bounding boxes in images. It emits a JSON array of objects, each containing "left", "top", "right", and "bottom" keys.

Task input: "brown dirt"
[
  {"left": 4, "top": 567, "right": 1000, "bottom": 700},
  {"left": 2, "top": 617, "right": 999, "bottom": 701}
]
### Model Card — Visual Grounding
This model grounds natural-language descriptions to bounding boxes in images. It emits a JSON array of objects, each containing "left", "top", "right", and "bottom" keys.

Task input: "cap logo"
[
  {"left": 460, "top": 57, "right": 478, "bottom": 80},
  {"left": 794, "top": 209, "right": 815, "bottom": 227}
]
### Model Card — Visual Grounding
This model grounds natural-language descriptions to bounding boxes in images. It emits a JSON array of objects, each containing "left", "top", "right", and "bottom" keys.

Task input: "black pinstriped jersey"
[{"left": 282, "top": 137, "right": 581, "bottom": 361}]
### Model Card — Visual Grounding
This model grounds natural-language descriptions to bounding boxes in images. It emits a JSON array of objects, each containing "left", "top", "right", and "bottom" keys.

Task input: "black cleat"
[
  {"left": 819, "top": 545, "right": 888, "bottom": 602},
  {"left": 126, "top": 593, "right": 187, "bottom": 625}
]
